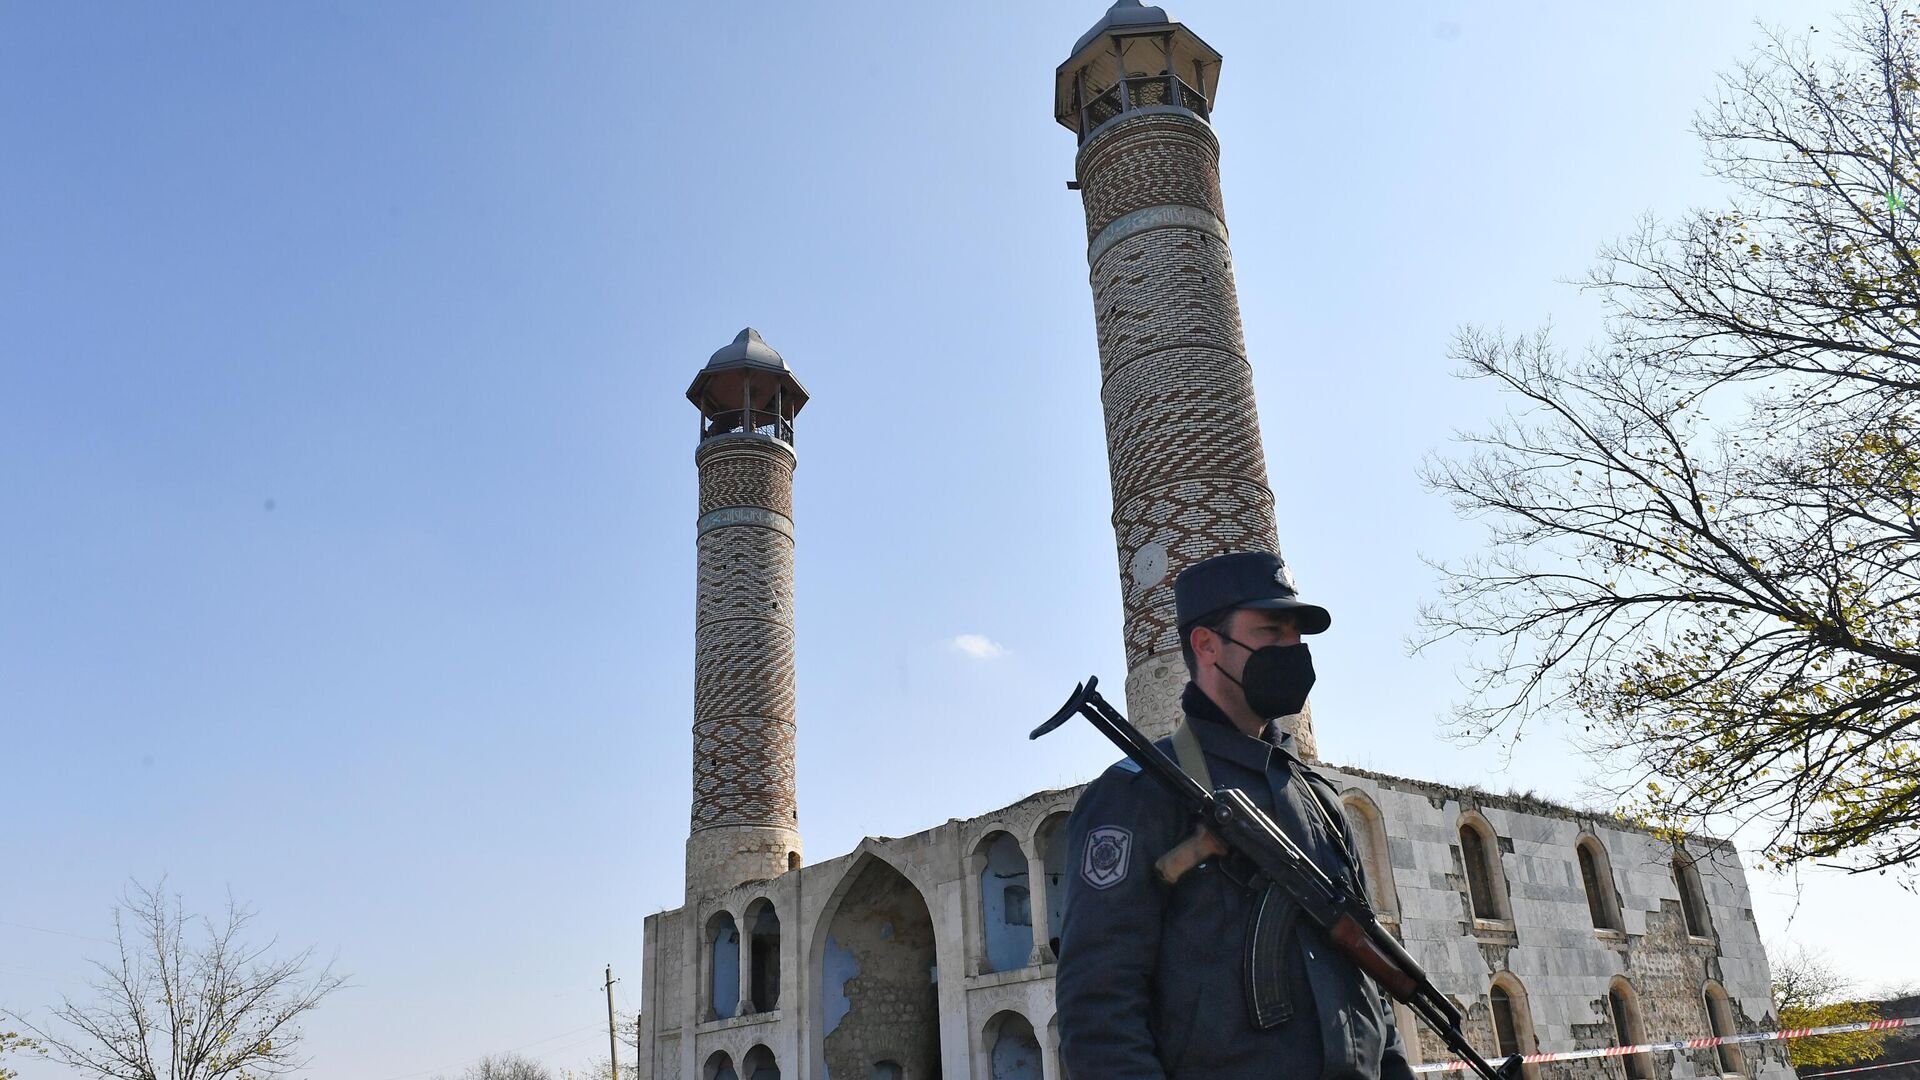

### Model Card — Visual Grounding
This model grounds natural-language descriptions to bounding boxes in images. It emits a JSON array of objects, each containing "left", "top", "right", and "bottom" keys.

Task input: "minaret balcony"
[
  {"left": 699, "top": 410, "right": 795, "bottom": 446},
  {"left": 1075, "top": 73, "right": 1210, "bottom": 141}
]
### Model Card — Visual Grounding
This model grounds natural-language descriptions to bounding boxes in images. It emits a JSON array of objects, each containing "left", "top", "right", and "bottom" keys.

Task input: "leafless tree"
[
  {"left": 5, "top": 879, "right": 346, "bottom": 1080},
  {"left": 1419, "top": 1, "right": 1920, "bottom": 875},
  {"left": 435, "top": 1053, "right": 554, "bottom": 1080},
  {"left": 1771, "top": 944, "right": 1888, "bottom": 1065}
]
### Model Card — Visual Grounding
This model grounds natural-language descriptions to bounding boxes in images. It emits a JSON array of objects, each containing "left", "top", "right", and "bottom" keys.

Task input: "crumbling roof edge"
[{"left": 1327, "top": 761, "right": 1739, "bottom": 854}]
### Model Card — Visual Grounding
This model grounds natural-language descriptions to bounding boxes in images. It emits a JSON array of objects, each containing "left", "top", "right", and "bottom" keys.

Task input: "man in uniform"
[{"left": 1056, "top": 550, "right": 1419, "bottom": 1080}]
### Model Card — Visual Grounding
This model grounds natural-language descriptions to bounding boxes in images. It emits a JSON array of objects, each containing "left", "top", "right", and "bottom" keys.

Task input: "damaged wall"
[{"left": 820, "top": 859, "right": 942, "bottom": 1080}]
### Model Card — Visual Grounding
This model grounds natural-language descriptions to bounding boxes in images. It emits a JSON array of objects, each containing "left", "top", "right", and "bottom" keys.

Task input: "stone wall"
[{"left": 640, "top": 774, "right": 1791, "bottom": 1080}]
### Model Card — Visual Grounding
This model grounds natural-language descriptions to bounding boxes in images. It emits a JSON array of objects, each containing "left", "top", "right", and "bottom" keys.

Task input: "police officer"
[{"left": 1056, "top": 550, "right": 1418, "bottom": 1080}]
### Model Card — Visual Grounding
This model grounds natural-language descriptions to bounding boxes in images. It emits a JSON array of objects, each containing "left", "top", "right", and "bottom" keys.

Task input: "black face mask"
[{"left": 1214, "top": 635, "right": 1315, "bottom": 719}]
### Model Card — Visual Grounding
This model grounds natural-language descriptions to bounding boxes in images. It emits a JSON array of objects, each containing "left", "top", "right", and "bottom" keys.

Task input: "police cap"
[{"left": 1173, "top": 551, "right": 1332, "bottom": 635}]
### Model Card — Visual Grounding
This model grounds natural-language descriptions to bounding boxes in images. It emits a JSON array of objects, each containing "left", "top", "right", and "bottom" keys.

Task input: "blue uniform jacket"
[{"left": 1056, "top": 683, "right": 1419, "bottom": 1080}]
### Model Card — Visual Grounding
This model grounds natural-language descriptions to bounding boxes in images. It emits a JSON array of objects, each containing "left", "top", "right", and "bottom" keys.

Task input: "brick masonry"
[
  {"left": 1078, "top": 106, "right": 1311, "bottom": 752},
  {"left": 689, "top": 433, "right": 802, "bottom": 897}
]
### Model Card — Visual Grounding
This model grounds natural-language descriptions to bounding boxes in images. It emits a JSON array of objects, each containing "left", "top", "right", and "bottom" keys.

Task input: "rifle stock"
[{"left": 1329, "top": 914, "right": 1419, "bottom": 1000}]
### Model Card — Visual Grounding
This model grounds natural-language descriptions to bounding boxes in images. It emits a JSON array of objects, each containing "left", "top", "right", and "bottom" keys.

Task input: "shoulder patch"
[
  {"left": 1082, "top": 825, "right": 1133, "bottom": 889},
  {"left": 1114, "top": 758, "right": 1142, "bottom": 773}
]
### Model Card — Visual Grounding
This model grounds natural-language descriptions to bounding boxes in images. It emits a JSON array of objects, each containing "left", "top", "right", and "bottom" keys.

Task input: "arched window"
[
  {"left": 1577, "top": 837, "right": 1622, "bottom": 931},
  {"left": 985, "top": 1011, "right": 1043, "bottom": 1080},
  {"left": 1458, "top": 814, "right": 1508, "bottom": 922},
  {"left": 870, "top": 1063, "right": 902, "bottom": 1080},
  {"left": 1704, "top": 981, "right": 1745, "bottom": 1075},
  {"left": 1037, "top": 813, "right": 1071, "bottom": 960},
  {"left": 1491, "top": 984, "right": 1521, "bottom": 1057},
  {"left": 706, "top": 911, "right": 740, "bottom": 1020},
  {"left": 977, "top": 831, "right": 1032, "bottom": 973},
  {"left": 1489, "top": 975, "right": 1541, "bottom": 1080},
  {"left": 1674, "top": 846, "right": 1714, "bottom": 939},
  {"left": 743, "top": 899, "right": 781, "bottom": 1013},
  {"left": 743, "top": 1045, "right": 779, "bottom": 1080},
  {"left": 1342, "top": 791, "right": 1400, "bottom": 917},
  {"left": 704, "top": 1051, "right": 738, "bottom": 1080},
  {"left": 1609, "top": 978, "right": 1654, "bottom": 1080}
]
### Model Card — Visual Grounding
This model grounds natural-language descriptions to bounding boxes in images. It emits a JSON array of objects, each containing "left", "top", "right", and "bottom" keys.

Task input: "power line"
[{"left": 0, "top": 919, "right": 116, "bottom": 945}]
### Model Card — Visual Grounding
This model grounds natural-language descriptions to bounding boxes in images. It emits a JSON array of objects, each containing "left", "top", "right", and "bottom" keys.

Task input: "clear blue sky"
[{"left": 4, "top": 2, "right": 1910, "bottom": 1078}]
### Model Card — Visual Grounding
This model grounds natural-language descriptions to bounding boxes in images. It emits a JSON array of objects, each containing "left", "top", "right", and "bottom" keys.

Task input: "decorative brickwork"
[
  {"left": 1092, "top": 233, "right": 1245, "bottom": 375},
  {"left": 698, "top": 438, "right": 796, "bottom": 519},
  {"left": 1077, "top": 113, "right": 1226, "bottom": 239},
  {"left": 1077, "top": 100, "right": 1306, "bottom": 748},
  {"left": 690, "top": 431, "right": 802, "bottom": 892},
  {"left": 694, "top": 528, "right": 796, "bottom": 633}
]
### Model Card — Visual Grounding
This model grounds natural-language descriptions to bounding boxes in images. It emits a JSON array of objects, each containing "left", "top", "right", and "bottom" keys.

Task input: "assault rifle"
[{"left": 1032, "top": 676, "right": 1523, "bottom": 1080}]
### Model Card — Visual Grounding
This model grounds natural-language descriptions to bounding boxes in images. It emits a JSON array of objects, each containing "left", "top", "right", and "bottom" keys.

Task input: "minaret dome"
[
  {"left": 687, "top": 327, "right": 809, "bottom": 443},
  {"left": 1055, "top": 0, "right": 1222, "bottom": 144}
]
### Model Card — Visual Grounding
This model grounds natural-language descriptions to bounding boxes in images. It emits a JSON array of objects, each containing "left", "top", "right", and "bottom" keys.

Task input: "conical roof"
[
  {"left": 1072, "top": 0, "right": 1171, "bottom": 56},
  {"left": 702, "top": 327, "right": 789, "bottom": 374},
  {"left": 686, "top": 327, "right": 810, "bottom": 417}
]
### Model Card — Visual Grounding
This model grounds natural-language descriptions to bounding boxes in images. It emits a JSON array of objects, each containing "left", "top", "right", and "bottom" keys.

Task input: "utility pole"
[{"left": 603, "top": 964, "right": 619, "bottom": 1080}]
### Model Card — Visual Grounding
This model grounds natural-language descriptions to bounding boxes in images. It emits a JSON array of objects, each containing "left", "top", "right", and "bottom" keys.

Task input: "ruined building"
[{"left": 635, "top": 4, "right": 1795, "bottom": 1079}]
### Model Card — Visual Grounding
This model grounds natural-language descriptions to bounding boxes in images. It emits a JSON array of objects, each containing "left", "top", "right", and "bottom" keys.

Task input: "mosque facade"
[{"left": 635, "top": 5, "right": 1795, "bottom": 1079}]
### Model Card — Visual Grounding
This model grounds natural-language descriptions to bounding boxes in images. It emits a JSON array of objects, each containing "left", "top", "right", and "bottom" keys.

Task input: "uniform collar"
[{"left": 1181, "top": 682, "right": 1294, "bottom": 772}]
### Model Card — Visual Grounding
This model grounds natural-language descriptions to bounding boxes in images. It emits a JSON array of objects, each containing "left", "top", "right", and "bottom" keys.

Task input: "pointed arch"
[
  {"left": 1576, "top": 834, "right": 1623, "bottom": 931},
  {"left": 1608, "top": 976, "right": 1655, "bottom": 1080},
  {"left": 807, "top": 849, "right": 945, "bottom": 1080},
  {"left": 741, "top": 897, "right": 782, "bottom": 1014},
  {"left": 1340, "top": 789, "right": 1400, "bottom": 917},
  {"left": 982, "top": 1010, "right": 1043, "bottom": 1080},
  {"left": 705, "top": 909, "right": 741, "bottom": 1021},
  {"left": 1489, "top": 973, "right": 1541, "bottom": 1080},
  {"left": 1457, "top": 810, "right": 1511, "bottom": 923},
  {"left": 742, "top": 1045, "right": 780, "bottom": 1080},
  {"left": 1704, "top": 980, "right": 1745, "bottom": 1075},
  {"left": 1673, "top": 844, "right": 1715, "bottom": 939},
  {"left": 704, "top": 1050, "right": 738, "bottom": 1080},
  {"left": 975, "top": 830, "right": 1032, "bottom": 973}
]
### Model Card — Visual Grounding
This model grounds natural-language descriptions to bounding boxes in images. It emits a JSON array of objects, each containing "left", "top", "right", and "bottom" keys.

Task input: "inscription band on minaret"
[
  {"left": 685, "top": 328, "right": 807, "bottom": 898},
  {"left": 1057, "top": 0, "right": 1315, "bottom": 754}
]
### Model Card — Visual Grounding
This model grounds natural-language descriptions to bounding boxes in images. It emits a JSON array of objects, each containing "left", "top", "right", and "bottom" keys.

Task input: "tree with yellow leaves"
[
  {"left": 1774, "top": 945, "right": 1889, "bottom": 1068},
  {"left": 1, "top": 1029, "right": 42, "bottom": 1080}
]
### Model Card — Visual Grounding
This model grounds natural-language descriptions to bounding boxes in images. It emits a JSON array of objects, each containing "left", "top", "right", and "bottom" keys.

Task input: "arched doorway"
[
  {"left": 984, "top": 1011, "right": 1042, "bottom": 1080},
  {"left": 813, "top": 855, "right": 943, "bottom": 1079}
]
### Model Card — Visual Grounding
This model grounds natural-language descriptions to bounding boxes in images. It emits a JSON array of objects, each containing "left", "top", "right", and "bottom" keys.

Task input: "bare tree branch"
[
  {"left": 4, "top": 879, "right": 347, "bottom": 1080},
  {"left": 1419, "top": 1, "right": 1920, "bottom": 877}
]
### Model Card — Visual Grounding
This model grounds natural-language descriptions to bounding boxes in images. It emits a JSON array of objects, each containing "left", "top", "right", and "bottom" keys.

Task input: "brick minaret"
[
  {"left": 1056, "top": 1, "right": 1315, "bottom": 755},
  {"left": 684, "top": 328, "right": 807, "bottom": 899}
]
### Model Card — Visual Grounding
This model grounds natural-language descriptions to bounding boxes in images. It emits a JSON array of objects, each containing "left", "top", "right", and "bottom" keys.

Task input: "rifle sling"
[{"left": 1172, "top": 718, "right": 1214, "bottom": 792}]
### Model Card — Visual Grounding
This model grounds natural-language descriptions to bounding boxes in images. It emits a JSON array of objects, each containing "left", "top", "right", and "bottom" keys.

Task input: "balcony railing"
[
  {"left": 701, "top": 410, "right": 796, "bottom": 444},
  {"left": 1077, "top": 73, "right": 1210, "bottom": 140}
]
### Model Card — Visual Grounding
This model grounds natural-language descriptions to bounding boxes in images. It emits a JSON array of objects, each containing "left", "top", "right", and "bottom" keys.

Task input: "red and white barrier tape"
[{"left": 1410, "top": 1015, "right": 1920, "bottom": 1073}]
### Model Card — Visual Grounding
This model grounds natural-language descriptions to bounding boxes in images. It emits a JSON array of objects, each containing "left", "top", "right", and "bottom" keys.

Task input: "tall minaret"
[
  {"left": 1056, "top": 1, "right": 1315, "bottom": 756},
  {"left": 684, "top": 328, "right": 807, "bottom": 900}
]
